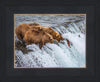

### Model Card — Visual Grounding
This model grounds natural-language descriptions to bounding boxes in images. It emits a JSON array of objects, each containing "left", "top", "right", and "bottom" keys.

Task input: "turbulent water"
[{"left": 15, "top": 15, "right": 86, "bottom": 67}]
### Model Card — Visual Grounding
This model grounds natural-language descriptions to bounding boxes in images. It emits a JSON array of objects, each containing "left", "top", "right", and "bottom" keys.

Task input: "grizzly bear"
[
  {"left": 41, "top": 27, "right": 64, "bottom": 42},
  {"left": 15, "top": 23, "right": 31, "bottom": 41},
  {"left": 28, "top": 24, "right": 64, "bottom": 42},
  {"left": 16, "top": 23, "right": 64, "bottom": 45},
  {"left": 24, "top": 29, "right": 54, "bottom": 49}
]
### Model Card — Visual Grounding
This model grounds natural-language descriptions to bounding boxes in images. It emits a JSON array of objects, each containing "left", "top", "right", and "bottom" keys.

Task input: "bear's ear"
[
  {"left": 55, "top": 31, "right": 58, "bottom": 33},
  {"left": 56, "top": 34, "right": 59, "bottom": 37},
  {"left": 49, "top": 27, "right": 52, "bottom": 30},
  {"left": 55, "top": 31, "right": 59, "bottom": 37}
]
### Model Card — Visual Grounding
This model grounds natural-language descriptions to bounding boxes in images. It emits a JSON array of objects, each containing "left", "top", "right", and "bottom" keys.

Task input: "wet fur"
[
  {"left": 15, "top": 23, "right": 30, "bottom": 40},
  {"left": 28, "top": 23, "right": 64, "bottom": 42},
  {"left": 24, "top": 29, "right": 53, "bottom": 49}
]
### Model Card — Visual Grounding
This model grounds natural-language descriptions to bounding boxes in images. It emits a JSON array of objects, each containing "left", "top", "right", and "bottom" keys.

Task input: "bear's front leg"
[
  {"left": 22, "top": 40, "right": 26, "bottom": 47},
  {"left": 16, "top": 34, "right": 23, "bottom": 41},
  {"left": 39, "top": 41, "right": 45, "bottom": 49},
  {"left": 39, "top": 43, "right": 43, "bottom": 49}
]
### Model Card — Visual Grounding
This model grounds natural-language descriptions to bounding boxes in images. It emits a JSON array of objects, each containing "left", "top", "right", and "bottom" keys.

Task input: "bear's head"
[
  {"left": 55, "top": 32, "right": 64, "bottom": 42},
  {"left": 48, "top": 28, "right": 64, "bottom": 42},
  {"left": 44, "top": 27, "right": 64, "bottom": 42}
]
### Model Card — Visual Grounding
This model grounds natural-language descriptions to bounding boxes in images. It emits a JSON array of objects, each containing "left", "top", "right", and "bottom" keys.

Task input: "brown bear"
[
  {"left": 41, "top": 26, "right": 64, "bottom": 42},
  {"left": 15, "top": 23, "right": 31, "bottom": 41},
  {"left": 24, "top": 29, "right": 54, "bottom": 49},
  {"left": 16, "top": 23, "right": 64, "bottom": 44},
  {"left": 28, "top": 24, "right": 64, "bottom": 42}
]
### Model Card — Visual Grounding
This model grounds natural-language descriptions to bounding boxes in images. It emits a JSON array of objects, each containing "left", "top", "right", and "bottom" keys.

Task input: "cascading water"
[{"left": 15, "top": 15, "right": 86, "bottom": 67}]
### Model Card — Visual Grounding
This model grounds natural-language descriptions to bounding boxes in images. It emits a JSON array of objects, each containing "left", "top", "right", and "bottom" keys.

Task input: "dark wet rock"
[{"left": 15, "top": 41, "right": 33, "bottom": 54}]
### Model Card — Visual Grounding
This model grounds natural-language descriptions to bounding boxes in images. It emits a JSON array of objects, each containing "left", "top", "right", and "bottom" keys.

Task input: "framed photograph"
[
  {"left": 0, "top": 0, "right": 99, "bottom": 82},
  {"left": 14, "top": 14, "right": 86, "bottom": 68}
]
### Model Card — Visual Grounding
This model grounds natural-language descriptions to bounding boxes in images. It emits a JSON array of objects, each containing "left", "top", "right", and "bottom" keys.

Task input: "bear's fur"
[
  {"left": 28, "top": 22, "right": 44, "bottom": 31},
  {"left": 24, "top": 29, "right": 54, "bottom": 49},
  {"left": 28, "top": 22, "right": 41, "bottom": 27},
  {"left": 41, "top": 27, "right": 64, "bottom": 42},
  {"left": 29, "top": 26, "right": 43, "bottom": 31},
  {"left": 15, "top": 23, "right": 30, "bottom": 41},
  {"left": 28, "top": 24, "right": 64, "bottom": 42}
]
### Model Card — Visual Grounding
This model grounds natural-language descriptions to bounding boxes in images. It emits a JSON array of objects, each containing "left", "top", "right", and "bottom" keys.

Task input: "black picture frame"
[{"left": 0, "top": 0, "right": 100, "bottom": 82}]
